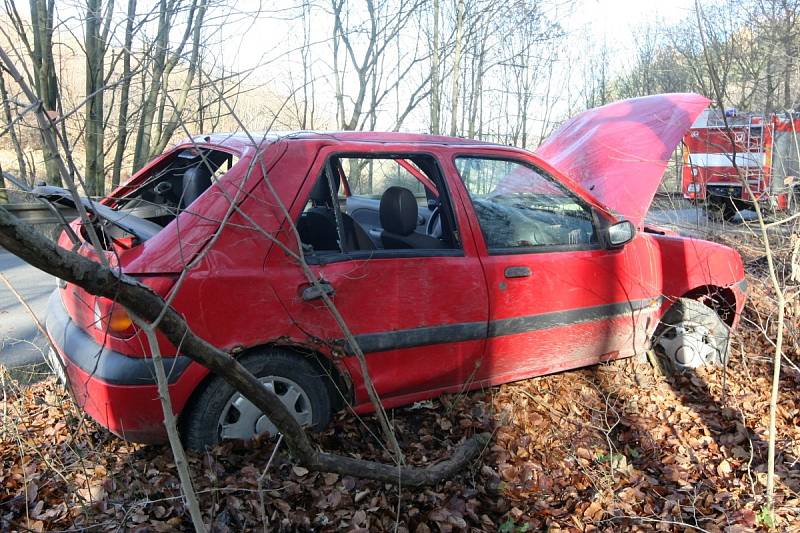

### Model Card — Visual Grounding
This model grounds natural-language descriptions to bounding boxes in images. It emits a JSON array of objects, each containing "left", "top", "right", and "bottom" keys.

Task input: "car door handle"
[
  {"left": 301, "top": 281, "right": 335, "bottom": 301},
  {"left": 369, "top": 228, "right": 382, "bottom": 237},
  {"left": 504, "top": 266, "right": 531, "bottom": 278}
]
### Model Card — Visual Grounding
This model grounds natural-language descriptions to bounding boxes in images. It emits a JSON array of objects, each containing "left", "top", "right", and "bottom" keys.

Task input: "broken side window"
[{"left": 296, "top": 155, "right": 459, "bottom": 255}]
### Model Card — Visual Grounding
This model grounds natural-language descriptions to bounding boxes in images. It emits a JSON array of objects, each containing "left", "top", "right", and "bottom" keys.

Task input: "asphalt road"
[
  {"left": 646, "top": 197, "right": 759, "bottom": 238},
  {"left": 0, "top": 249, "right": 55, "bottom": 371},
  {"left": 647, "top": 207, "right": 756, "bottom": 234}
]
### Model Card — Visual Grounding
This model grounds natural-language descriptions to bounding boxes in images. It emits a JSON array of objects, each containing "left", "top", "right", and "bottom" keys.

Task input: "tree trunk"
[
  {"left": 468, "top": 37, "right": 485, "bottom": 140},
  {"left": 111, "top": 0, "right": 137, "bottom": 189},
  {"left": 84, "top": 0, "right": 105, "bottom": 196},
  {"left": 29, "top": 0, "right": 61, "bottom": 186},
  {"left": 133, "top": 0, "right": 169, "bottom": 171},
  {"left": 430, "top": 0, "right": 440, "bottom": 135},
  {"left": 449, "top": 0, "right": 465, "bottom": 137},
  {"left": 766, "top": 61, "right": 775, "bottom": 113},
  {"left": 784, "top": 49, "right": 794, "bottom": 110},
  {"left": 0, "top": 73, "right": 28, "bottom": 185},
  {"left": 0, "top": 164, "right": 7, "bottom": 203},
  {"left": 332, "top": 0, "right": 346, "bottom": 129},
  {"left": 152, "top": 0, "right": 208, "bottom": 155}
]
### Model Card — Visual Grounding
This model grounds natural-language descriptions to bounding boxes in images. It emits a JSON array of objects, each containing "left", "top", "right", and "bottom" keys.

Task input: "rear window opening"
[
  {"left": 112, "top": 147, "right": 239, "bottom": 228},
  {"left": 60, "top": 147, "right": 240, "bottom": 252}
]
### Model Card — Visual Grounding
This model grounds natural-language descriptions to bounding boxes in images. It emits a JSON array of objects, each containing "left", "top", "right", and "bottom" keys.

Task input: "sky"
[
  {"left": 575, "top": 0, "right": 695, "bottom": 38},
  {"left": 570, "top": 0, "right": 695, "bottom": 60},
  {"left": 215, "top": 0, "right": 699, "bottom": 80}
]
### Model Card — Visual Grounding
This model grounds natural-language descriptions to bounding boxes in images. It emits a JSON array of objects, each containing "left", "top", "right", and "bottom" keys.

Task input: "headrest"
[
  {"left": 309, "top": 169, "right": 341, "bottom": 207},
  {"left": 181, "top": 165, "right": 212, "bottom": 208},
  {"left": 379, "top": 186, "right": 417, "bottom": 236}
]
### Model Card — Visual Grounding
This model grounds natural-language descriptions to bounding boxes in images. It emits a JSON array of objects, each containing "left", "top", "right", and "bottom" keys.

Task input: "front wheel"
[
  {"left": 652, "top": 298, "right": 730, "bottom": 373},
  {"left": 181, "top": 349, "right": 332, "bottom": 450}
]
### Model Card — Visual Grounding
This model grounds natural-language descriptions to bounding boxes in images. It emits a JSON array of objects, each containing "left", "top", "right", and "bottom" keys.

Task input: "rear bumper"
[{"left": 45, "top": 290, "right": 193, "bottom": 444}]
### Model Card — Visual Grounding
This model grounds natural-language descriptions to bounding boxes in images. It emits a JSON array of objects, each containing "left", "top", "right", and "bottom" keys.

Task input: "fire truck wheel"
[
  {"left": 788, "top": 188, "right": 800, "bottom": 215},
  {"left": 707, "top": 199, "right": 736, "bottom": 221}
]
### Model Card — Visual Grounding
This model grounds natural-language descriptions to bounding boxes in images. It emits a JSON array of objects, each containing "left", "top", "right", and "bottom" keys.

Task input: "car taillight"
[
  {"left": 94, "top": 298, "right": 136, "bottom": 338},
  {"left": 92, "top": 276, "right": 177, "bottom": 340}
]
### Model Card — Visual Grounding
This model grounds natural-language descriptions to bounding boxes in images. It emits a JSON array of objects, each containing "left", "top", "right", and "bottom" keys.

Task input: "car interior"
[
  {"left": 297, "top": 155, "right": 458, "bottom": 254},
  {"left": 112, "top": 148, "right": 237, "bottom": 227}
]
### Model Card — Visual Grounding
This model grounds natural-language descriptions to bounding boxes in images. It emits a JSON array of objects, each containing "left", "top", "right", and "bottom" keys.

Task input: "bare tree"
[
  {"left": 84, "top": 0, "right": 114, "bottom": 195},
  {"left": 430, "top": 0, "right": 441, "bottom": 134},
  {"left": 691, "top": 0, "right": 798, "bottom": 519},
  {"left": 4, "top": 0, "right": 62, "bottom": 185},
  {"left": 329, "top": 0, "right": 425, "bottom": 130},
  {"left": 448, "top": 0, "right": 464, "bottom": 137},
  {"left": 110, "top": 0, "right": 138, "bottom": 188},
  {"left": 150, "top": 0, "right": 208, "bottom": 155},
  {"left": 0, "top": 72, "right": 28, "bottom": 185},
  {"left": 132, "top": 0, "right": 203, "bottom": 170}
]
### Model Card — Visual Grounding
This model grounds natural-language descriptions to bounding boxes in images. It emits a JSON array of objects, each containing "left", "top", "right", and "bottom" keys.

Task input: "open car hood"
[{"left": 535, "top": 93, "right": 710, "bottom": 227}]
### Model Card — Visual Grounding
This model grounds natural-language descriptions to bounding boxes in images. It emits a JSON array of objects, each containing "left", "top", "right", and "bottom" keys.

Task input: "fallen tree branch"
[
  {"left": 138, "top": 320, "right": 207, "bottom": 532},
  {"left": 0, "top": 205, "right": 489, "bottom": 487}
]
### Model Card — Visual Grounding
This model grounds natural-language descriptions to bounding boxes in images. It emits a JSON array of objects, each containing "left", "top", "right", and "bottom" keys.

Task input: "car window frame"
[
  {"left": 301, "top": 150, "right": 466, "bottom": 265},
  {"left": 451, "top": 153, "right": 604, "bottom": 256}
]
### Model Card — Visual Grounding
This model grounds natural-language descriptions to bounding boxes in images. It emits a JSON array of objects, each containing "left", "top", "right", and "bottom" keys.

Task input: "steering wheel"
[{"left": 425, "top": 206, "right": 441, "bottom": 238}]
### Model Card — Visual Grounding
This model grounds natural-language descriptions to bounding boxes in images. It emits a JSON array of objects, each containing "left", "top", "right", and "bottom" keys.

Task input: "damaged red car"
[{"left": 44, "top": 93, "right": 747, "bottom": 448}]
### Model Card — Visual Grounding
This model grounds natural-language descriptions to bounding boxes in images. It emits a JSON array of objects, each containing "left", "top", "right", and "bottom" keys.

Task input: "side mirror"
[{"left": 607, "top": 220, "right": 635, "bottom": 247}]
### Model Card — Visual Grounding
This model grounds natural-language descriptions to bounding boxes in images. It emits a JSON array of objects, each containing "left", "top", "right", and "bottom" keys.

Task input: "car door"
[
  {"left": 266, "top": 146, "right": 489, "bottom": 410},
  {"left": 446, "top": 151, "right": 662, "bottom": 385}
]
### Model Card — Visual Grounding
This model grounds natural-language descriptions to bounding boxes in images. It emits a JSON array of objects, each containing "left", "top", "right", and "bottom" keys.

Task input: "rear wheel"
[
  {"left": 652, "top": 298, "right": 730, "bottom": 373},
  {"left": 181, "top": 349, "right": 332, "bottom": 450}
]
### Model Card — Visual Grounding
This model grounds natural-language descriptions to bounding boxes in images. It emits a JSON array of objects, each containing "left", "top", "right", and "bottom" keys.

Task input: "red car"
[{"left": 44, "top": 93, "right": 747, "bottom": 448}]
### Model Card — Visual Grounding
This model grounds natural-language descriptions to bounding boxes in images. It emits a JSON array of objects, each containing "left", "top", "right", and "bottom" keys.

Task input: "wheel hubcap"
[
  {"left": 218, "top": 376, "right": 312, "bottom": 441},
  {"left": 656, "top": 322, "right": 720, "bottom": 369}
]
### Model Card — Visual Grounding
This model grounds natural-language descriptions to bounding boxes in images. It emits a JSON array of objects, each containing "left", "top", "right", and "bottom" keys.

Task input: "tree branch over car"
[{"left": 0, "top": 43, "right": 490, "bottom": 487}]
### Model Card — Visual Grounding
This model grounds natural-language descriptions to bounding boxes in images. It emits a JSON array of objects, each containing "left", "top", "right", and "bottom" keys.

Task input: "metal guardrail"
[{"left": 1, "top": 203, "right": 77, "bottom": 225}]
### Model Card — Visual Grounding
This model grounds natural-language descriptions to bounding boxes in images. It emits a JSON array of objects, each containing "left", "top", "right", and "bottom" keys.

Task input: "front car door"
[
  {"left": 444, "top": 150, "right": 663, "bottom": 385},
  {"left": 267, "top": 144, "right": 489, "bottom": 411}
]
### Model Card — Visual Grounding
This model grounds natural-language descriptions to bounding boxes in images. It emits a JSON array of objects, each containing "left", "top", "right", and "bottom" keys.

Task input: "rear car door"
[
  {"left": 446, "top": 152, "right": 662, "bottom": 384},
  {"left": 267, "top": 146, "right": 489, "bottom": 411}
]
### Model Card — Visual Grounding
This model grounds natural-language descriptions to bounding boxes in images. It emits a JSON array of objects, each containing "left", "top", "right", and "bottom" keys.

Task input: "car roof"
[{"left": 188, "top": 130, "right": 503, "bottom": 153}]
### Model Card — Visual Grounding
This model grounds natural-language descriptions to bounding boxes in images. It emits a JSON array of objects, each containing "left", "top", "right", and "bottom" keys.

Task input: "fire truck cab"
[{"left": 682, "top": 108, "right": 800, "bottom": 219}]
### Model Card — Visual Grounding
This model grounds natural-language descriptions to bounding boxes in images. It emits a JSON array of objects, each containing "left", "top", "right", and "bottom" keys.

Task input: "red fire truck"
[{"left": 681, "top": 108, "right": 800, "bottom": 219}]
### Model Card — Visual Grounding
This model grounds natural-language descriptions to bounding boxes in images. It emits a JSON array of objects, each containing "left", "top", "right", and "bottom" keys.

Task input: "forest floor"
[{"left": 2, "top": 244, "right": 800, "bottom": 532}]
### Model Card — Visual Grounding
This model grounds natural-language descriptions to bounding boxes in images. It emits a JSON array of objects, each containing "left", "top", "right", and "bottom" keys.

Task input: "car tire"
[
  {"left": 787, "top": 186, "right": 800, "bottom": 215},
  {"left": 181, "top": 349, "right": 332, "bottom": 451},
  {"left": 652, "top": 298, "right": 730, "bottom": 373},
  {"left": 707, "top": 198, "right": 736, "bottom": 222}
]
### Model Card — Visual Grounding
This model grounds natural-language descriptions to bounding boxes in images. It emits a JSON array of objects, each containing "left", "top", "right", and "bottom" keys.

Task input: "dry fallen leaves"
[{"left": 2, "top": 268, "right": 800, "bottom": 531}]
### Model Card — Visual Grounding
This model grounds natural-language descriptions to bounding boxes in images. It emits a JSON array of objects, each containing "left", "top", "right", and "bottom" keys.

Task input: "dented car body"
[{"left": 45, "top": 93, "right": 747, "bottom": 445}]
